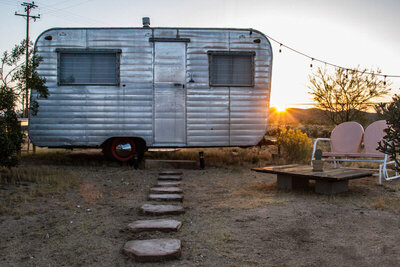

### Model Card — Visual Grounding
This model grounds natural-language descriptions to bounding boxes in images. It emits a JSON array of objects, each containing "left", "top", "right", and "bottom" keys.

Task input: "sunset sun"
[{"left": 272, "top": 104, "right": 288, "bottom": 112}]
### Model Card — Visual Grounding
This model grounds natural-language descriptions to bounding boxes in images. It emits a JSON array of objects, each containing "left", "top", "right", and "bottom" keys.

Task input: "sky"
[{"left": 0, "top": 0, "right": 399, "bottom": 110}]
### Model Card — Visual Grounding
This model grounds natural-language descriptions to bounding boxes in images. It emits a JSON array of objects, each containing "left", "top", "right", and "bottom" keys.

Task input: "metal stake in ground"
[{"left": 199, "top": 151, "right": 205, "bottom": 169}]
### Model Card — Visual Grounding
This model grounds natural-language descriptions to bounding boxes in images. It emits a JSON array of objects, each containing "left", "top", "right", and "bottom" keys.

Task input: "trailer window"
[
  {"left": 208, "top": 51, "right": 255, "bottom": 87},
  {"left": 58, "top": 50, "right": 120, "bottom": 86}
]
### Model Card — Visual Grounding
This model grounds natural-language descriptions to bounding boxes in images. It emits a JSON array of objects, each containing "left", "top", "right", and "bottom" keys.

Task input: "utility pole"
[
  {"left": 15, "top": 2, "right": 40, "bottom": 153},
  {"left": 15, "top": 1, "right": 40, "bottom": 118}
]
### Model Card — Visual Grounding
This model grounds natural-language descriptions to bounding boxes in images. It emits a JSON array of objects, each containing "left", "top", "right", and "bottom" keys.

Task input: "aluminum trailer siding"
[{"left": 29, "top": 27, "right": 272, "bottom": 158}]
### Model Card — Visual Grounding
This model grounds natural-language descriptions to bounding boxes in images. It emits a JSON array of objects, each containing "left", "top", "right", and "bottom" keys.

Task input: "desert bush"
[
  {"left": 376, "top": 95, "right": 400, "bottom": 171},
  {"left": 0, "top": 40, "right": 48, "bottom": 167},
  {"left": 277, "top": 128, "right": 313, "bottom": 163},
  {"left": 265, "top": 127, "right": 281, "bottom": 137},
  {"left": 300, "top": 124, "right": 333, "bottom": 138}
]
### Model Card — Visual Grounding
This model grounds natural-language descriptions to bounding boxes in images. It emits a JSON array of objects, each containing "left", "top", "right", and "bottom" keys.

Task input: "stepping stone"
[
  {"left": 155, "top": 181, "right": 181, "bottom": 187},
  {"left": 158, "top": 175, "right": 182, "bottom": 181},
  {"left": 148, "top": 194, "right": 183, "bottom": 202},
  {"left": 140, "top": 204, "right": 185, "bottom": 215},
  {"left": 123, "top": 239, "right": 181, "bottom": 262},
  {"left": 150, "top": 187, "right": 183, "bottom": 194},
  {"left": 159, "top": 170, "right": 183, "bottom": 175},
  {"left": 128, "top": 219, "right": 182, "bottom": 232}
]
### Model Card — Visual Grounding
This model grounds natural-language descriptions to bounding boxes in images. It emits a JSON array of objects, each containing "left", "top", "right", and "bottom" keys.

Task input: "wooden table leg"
[
  {"left": 315, "top": 180, "right": 349, "bottom": 195},
  {"left": 277, "top": 174, "right": 309, "bottom": 190}
]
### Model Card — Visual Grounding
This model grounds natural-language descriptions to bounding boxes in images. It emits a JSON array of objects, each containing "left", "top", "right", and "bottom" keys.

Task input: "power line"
[
  {"left": 264, "top": 33, "right": 400, "bottom": 79},
  {"left": 38, "top": 0, "right": 105, "bottom": 25}
]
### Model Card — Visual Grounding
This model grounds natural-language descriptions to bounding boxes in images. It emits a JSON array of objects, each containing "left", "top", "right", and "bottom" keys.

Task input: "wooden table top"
[{"left": 251, "top": 164, "right": 374, "bottom": 181}]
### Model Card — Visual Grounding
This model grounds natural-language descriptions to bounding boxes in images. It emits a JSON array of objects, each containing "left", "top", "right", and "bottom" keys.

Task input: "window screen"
[
  {"left": 208, "top": 51, "right": 255, "bottom": 87},
  {"left": 58, "top": 50, "right": 120, "bottom": 85}
]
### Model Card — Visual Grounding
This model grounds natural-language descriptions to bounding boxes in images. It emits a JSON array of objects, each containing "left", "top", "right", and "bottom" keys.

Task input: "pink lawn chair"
[
  {"left": 321, "top": 121, "right": 364, "bottom": 159},
  {"left": 312, "top": 120, "right": 399, "bottom": 184}
]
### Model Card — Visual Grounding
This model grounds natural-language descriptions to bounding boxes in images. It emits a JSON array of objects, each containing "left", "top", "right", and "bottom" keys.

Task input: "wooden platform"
[{"left": 252, "top": 164, "right": 374, "bottom": 195}]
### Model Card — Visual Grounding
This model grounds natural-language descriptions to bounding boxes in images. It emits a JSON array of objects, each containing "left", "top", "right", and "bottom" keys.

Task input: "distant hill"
[{"left": 268, "top": 108, "right": 378, "bottom": 125}]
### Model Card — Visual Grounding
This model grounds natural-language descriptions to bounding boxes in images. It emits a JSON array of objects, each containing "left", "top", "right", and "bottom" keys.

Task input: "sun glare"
[{"left": 272, "top": 105, "right": 287, "bottom": 112}]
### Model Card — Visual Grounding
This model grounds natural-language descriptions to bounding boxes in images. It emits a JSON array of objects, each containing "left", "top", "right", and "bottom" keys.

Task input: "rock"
[
  {"left": 140, "top": 204, "right": 185, "bottom": 215},
  {"left": 128, "top": 219, "right": 182, "bottom": 232},
  {"left": 148, "top": 194, "right": 183, "bottom": 202},
  {"left": 150, "top": 187, "right": 183, "bottom": 194},
  {"left": 158, "top": 175, "right": 182, "bottom": 181},
  {"left": 155, "top": 181, "right": 182, "bottom": 187},
  {"left": 123, "top": 239, "right": 181, "bottom": 262}
]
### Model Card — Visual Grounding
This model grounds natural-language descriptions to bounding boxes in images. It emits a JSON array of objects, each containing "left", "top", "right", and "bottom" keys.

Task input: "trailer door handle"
[{"left": 174, "top": 83, "right": 185, "bottom": 88}]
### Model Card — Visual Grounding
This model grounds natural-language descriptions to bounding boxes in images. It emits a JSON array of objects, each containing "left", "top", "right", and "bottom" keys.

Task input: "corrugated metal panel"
[{"left": 30, "top": 27, "right": 272, "bottom": 148}]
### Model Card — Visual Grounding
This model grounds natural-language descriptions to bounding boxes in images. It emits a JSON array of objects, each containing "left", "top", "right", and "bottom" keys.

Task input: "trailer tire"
[{"left": 110, "top": 137, "right": 136, "bottom": 162}]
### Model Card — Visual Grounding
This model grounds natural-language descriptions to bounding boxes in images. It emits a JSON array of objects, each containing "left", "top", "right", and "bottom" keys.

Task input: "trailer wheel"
[{"left": 110, "top": 137, "right": 136, "bottom": 162}]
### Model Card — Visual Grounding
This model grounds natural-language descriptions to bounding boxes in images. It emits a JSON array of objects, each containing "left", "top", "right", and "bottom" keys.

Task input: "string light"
[
  {"left": 310, "top": 58, "right": 314, "bottom": 68},
  {"left": 263, "top": 33, "right": 400, "bottom": 79}
]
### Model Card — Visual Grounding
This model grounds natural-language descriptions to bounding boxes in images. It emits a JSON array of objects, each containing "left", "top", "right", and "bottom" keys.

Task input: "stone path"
[
  {"left": 150, "top": 187, "right": 183, "bottom": 194},
  {"left": 148, "top": 193, "right": 183, "bottom": 202},
  {"left": 159, "top": 170, "right": 183, "bottom": 175},
  {"left": 123, "top": 239, "right": 181, "bottom": 262},
  {"left": 158, "top": 175, "right": 183, "bottom": 181},
  {"left": 140, "top": 204, "right": 185, "bottom": 215},
  {"left": 155, "top": 181, "right": 182, "bottom": 187},
  {"left": 128, "top": 219, "right": 182, "bottom": 232},
  {"left": 123, "top": 169, "right": 186, "bottom": 262}
]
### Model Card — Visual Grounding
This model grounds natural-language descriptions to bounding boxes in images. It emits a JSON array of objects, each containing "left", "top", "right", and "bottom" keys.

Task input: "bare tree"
[{"left": 308, "top": 66, "right": 390, "bottom": 125}]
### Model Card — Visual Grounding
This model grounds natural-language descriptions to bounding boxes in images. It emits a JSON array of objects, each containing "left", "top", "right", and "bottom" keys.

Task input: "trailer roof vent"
[{"left": 142, "top": 17, "right": 150, "bottom": 28}]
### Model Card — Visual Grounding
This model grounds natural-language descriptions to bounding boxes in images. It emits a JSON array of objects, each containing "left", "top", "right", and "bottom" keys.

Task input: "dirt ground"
[{"left": 1, "top": 149, "right": 400, "bottom": 266}]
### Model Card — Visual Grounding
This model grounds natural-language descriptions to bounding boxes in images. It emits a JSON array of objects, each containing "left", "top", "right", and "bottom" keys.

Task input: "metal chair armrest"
[{"left": 311, "top": 138, "right": 331, "bottom": 165}]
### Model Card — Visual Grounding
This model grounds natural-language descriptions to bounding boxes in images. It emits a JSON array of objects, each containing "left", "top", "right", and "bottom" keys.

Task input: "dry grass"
[
  {"left": 0, "top": 166, "right": 79, "bottom": 216},
  {"left": 21, "top": 148, "right": 111, "bottom": 167},
  {"left": 147, "top": 147, "right": 273, "bottom": 168},
  {"left": 366, "top": 195, "right": 400, "bottom": 213}
]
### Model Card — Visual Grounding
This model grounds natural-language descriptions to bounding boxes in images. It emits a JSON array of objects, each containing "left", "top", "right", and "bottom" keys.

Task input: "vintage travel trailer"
[{"left": 29, "top": 18, "right": 273, "bottom": 162}]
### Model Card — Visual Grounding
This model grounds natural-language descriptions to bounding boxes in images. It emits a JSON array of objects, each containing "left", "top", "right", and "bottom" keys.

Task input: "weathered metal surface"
[
  {"left": 154, "top": 42, "right": 186, "bottom": 144},
  {"left": 29, "top": 27, "right": 272, "bottom": 148}
]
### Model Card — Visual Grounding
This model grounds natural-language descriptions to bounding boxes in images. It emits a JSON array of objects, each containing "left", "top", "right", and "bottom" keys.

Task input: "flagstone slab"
[
  {"left": 159, "top": 170, "right": 183, "bottom": 175},
  {"left": 150, "top": 187, "right": 183, "bottom": 194},
  {"left": 158, "top": 175, "right": 182, "bottom": 181},
  {"left": 155, "top": 181, "right": 182, "bottom": 187},
  {"left": 148, "top": 194, "right": 183, "bottom": 202},
  {"left": 140, "top": 204, "right": 185, "bottom": 215},
  {"left": 123, "top": 239, "right": 181, "bottom": 262},
  {"left": 128, "top": 219, "right": 182, "bottom": 233}
]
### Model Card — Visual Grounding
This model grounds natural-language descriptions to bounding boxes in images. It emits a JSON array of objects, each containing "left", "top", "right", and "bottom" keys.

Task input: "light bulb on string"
[
  {"left": 310, "top": 58, "right": 314, "bottom": 68},
  {"left": 384, "top": 75, "right": 387, "bottom": 86},
  {"left": 345, "top": 69, "right": 348, "bottom": 78},
  {"left": 279, "top": 44, "right": 282, "bottom": 53}
]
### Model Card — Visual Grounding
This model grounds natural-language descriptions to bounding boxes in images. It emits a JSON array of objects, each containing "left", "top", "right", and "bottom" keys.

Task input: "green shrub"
[
  {"left": 0, "top": 88, "right": 22, "bottom": 168},
  {"left": 377, "top": 95, "right": 400, "bottom": 170},
  {"left": 277, "top": 128, "right": 313, "bottom": 163}
]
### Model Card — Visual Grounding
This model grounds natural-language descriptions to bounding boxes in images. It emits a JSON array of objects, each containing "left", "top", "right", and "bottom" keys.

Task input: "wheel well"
[{"left": 101, "top": 137, "right": 147, "bottom": 152}]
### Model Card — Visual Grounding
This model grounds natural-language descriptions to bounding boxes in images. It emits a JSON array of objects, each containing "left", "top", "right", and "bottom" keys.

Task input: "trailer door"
[{"left": 154, "top": 42, "right": 186, "bottom": 145}]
